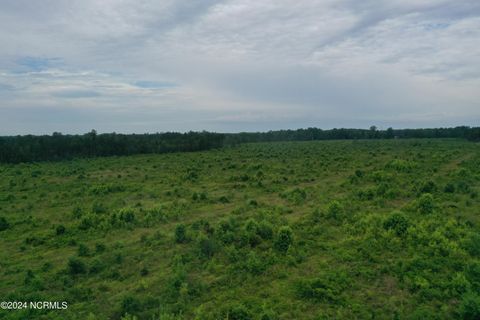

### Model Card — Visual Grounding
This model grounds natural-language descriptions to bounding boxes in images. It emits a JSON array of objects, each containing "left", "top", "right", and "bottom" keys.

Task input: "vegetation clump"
[
  {"left": 68, "top": 257, "right": 87, "bottom": 275},
  {"left": 0, "top": 216, "right": 10, "bottom": 231},
  {"left": 55, "top": 224, "right": 66, "bottom": 235},
  {"left": 174, "top": 224, "right": 188, "bottom": 243},
  {"left": 326, "top": 200, "right": 343, "bottom": 220},
  {"left": 417, "top": 193, "right": 435, "bottom": 214},
  {"left": 383, "top": 211, "right": 409, "bottom": 236},
  {"left": 274, "top": 226, "right": 294, "bottom": 253}
]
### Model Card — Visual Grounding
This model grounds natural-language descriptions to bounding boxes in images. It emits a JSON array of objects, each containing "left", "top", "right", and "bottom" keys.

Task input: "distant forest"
[{"left": 0, "top": 126, "right": 479, "bottom": 163}]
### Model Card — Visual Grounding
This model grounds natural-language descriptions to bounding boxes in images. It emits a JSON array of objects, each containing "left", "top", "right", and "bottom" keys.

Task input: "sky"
[{"left": 0, "top": 0, "right": 479, "bottom": 135}]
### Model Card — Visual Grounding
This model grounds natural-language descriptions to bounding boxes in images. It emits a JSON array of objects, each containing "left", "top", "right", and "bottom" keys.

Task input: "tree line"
[
  {"left": 224, "top": 126, "right": 480, "bottom": 144},
  {"left": 0, "top": 131, "right": 224, "bottom": 164},
  {"left": 0, "top": 126, "right": 479, "bottom": 163}
]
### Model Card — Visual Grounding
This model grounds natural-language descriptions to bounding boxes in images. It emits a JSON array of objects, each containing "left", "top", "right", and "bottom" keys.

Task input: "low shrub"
[
  {"left": 118, "top": 208, "right": 136, "bottom": 224},
  {"left": 91, "top": 202, "right": 107, "bottom": 214},
  {"left": 224, "top": 304, "right": 253, "bottom": 320},
  {"left": 120, "top": 295, "right": 142, "bottom": 316},
  {"left": 175, "top": 224, "right": 187, "bottom": 243},
  {"left": 458, "top": 292, "right": 480, "bottom": 320},
  {"left": 295, "top": 272, "right": 349, "bottom": 303},
  {"left": 383, "top": 211, "right": 409, "bottom": 236},
  {"left": 464, "top": 233, "right": 480, "bottom": 257},
  {"left": 283, "top": 188, "right": 307, "bottom": 204},
  {"left": 444, "top": 183, "right": 455, "bottom": 193},
  {"left": 326, "top": 200, "right": 343, "bottom": 220},
  {"left": 419, "top": 180, "right": 437, "bottom": 194},
  {"left": 417, "top": 193, "right": 435, "bottom": 214},
  {"left": 245, "top": 252, "right": 268, "bottom": 275},
  {"left": 68, "top": 257, "right": 87, "bottom": 275},
  {"left": 95, "top": 243, "right": 106, "bottom": 253},
  {"left": 274, "top": 226, "right": 293, "bottom": 253},
  {"left": 257, "top": 221, "right": 274, "bottom": 240},
  {"left": 55, "top": 224, "right": 66, "bottom": 235},
  {"left": 78, "top": 244, "right": 90, "bottom": 257},
  {"left": 140, "top": 266, "right": 149, "bottom": 276},
  {"left": 385, "top": 159, "right": 415, "bottom": 172},
  {"left": 217, "top": 219, "right": 237, "bottom": 245},
  {"left": 89, "top": 259, "right": 106, "bottom": 274},
  {"left": 0, "top": 216, "right": 10, "bottom": 231},
  {"left": 466, "top": 261, "right": 480, "bottom": 290},
  {"left": 218, "top": 196, "right": 230, "bottom": 204},
  {"left": 197, "top": 234, "right": 217, "bottom": 258}
]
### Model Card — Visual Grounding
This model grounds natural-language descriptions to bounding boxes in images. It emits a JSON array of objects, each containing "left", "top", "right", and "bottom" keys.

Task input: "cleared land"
[{"left": 0, "top": 139, "right": 479, "bottom": 319}]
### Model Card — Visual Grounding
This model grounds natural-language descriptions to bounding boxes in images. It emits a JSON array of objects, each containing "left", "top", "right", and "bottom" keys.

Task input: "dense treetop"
[{"left": 0, "top": 126, "right": 479, "bottom": 163}]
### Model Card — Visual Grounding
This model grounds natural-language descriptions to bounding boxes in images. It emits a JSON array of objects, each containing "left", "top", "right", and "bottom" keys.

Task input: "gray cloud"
[
  {"left": 51, "top": 90, "right": 101, "bottom": 99},
  {"left": 0, "top": 0, "right": 479, "bottom": 134}
]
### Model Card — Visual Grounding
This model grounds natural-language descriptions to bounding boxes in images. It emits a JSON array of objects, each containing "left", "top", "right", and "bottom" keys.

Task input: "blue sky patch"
[
  {"left": 16, "top": 56, "right": 63, "bottom": 72},
  {"left": 134, "top": 81, "right": 177, "bottom": 89}
]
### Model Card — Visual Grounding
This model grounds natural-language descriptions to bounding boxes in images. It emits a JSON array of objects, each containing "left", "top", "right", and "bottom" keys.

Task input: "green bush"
[
  {"left": 283, "top": 188, "right": 307, "bottom": 204},
  {"left": 24, "top": 269, "right": 35, "bottom": 285},
  {"left": 383, "top": 211, "right": 409, "bottom": 236},
  {"left": 295, "top": 273, "right": 348, "bottom": 303},
  {"left": 192, "top": 192, "right": 199, "bottom": 201},
  {"left": 0, "top": 216, "right": 10, "bottom": 231},
  {"left": 326, "top": 200, "right": 342, "bottom": 220},
  {"left": 458, "top": 292, "right": 480, "bottom": 320},
  {"left": 274, "top": 226, "right": 293, "bottom": 253},
  {"left": 464, "top": 233, "right": 480, "bottom": 257},
  {"left": 118, "top": 208, "right": 136, "bottom": 224},
  {"left": 95, "top": 243, "right": 106, "bottom": 253},
  {"left": 245, "top": 252, "right": 267, "bottom": 275},
  {"left": 90, "top": 183, "right": 125, "bottom": 195},
  {"left": 408, "top": 306, "right": 438, "bottom": 320},
  {"left": 68, "top": 257, "right": 87, "bottom": 275},
  {"left": 417, "top": 193, "right": 435, "bottom": 214},
  {"left": 419, "top": 180, "right": 437, "bottom": 194},
  {"left": 217, "top": 219, "right": 237, "bottom": 244},
  {"left": 157, "top": 312, "right": 183, "bottom": 320},
  {"left": 184, "top": 169, "right": 199, "bottom": 181},
  {"left": 218, "top": 196, "right": 230, "bottom": 204},
  {"left": 140, "top": 266, "right": 149, "bottom": 276},
  {"left": 225, "top": 304, "right": 252, "bottom": 320},
  {"left": 386, "top": 159, "right": 415, "bottom": 172},
  {"left": 78, "top": 213, "right": 101, "bottom": 230},
  {"left": 466, "top": 261, "right": 480, "bottom": 290},
  {"left": 55, "top": 224, "right": 66, "bottom": 235},
  {"left": 89, "top": 259, "right": 106, "bottom": 274},
  {"left": 164, "top": 269, "right": 187, "bottom": 301},
  {"left": 457, "top": 180, "right": 471, "bottom": 193},
  {"left": 444, "top": 183, "right": 455, "bottom": 193},
  {"left": 357, "top": 188, "right": 375, "bottom": 201},
  {"left": 197, "top": 234, "right": 217, "bottom": 258},
  {"left": 91, "top": 202, "right": 107, "bottom": 214},
  {"left": 449, "top": 273, "right": 471, "bottom": 296},
  {"left": 175, "top": 224, "right": 187, "bottom": 243},
  {"left": 78, "top": 244, "right": 90, "bottom": 257},
  {"left": 120, "top": 295, "right": 142, "bottom": 316},
  {"left": 72, "top": 206, "right": 83, "bottom": 219},
  {"left": 242, "top": 219, "right": 262, "bottom": 247},
  {"left": 257, "top": 221, "right": 274, "bottom": 240}
]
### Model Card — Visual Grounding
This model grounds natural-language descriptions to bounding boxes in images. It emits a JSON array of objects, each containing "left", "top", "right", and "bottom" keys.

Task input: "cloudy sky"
[{"left": 0, "top": 0, "right": 479, "bottom": 134}]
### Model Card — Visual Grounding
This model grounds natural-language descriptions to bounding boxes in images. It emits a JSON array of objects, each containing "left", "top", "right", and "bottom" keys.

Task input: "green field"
[{"left": 1, "top": 139, "right": 479, "bottom": 319}]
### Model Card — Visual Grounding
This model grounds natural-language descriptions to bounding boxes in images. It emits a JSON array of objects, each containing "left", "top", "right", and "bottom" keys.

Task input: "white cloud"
[{"left": 0, "top": 0, "right": 479, "bottom": 134}]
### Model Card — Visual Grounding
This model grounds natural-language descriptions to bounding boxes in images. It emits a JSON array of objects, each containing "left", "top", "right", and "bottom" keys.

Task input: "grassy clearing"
[{"left": 0, "top": 139, "right": 479, "bottom": 319}]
